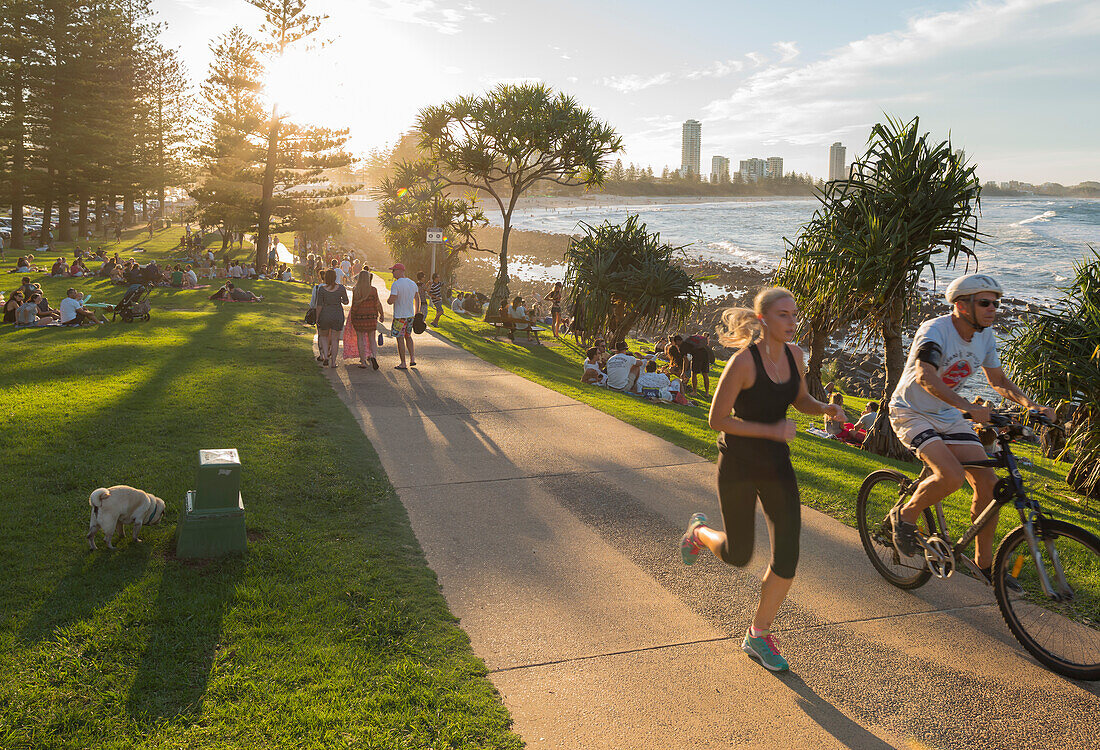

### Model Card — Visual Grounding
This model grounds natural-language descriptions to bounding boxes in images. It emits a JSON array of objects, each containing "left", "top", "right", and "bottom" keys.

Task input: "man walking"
[
  {"left": 387, "top": 263, "right": 421, "bottom": 370},
  {"left": 428, "top": 273, "right": 444, "bottom": 327}
]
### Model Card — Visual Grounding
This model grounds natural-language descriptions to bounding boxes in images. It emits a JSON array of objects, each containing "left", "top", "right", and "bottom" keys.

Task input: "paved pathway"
[{"left": 322, "top": 288, "right": 1099, "bottom": 749}]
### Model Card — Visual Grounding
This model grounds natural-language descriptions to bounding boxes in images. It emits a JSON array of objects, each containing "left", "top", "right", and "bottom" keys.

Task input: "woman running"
[{"left": 679, "top": 287, "right": 842, "bottom": 672}]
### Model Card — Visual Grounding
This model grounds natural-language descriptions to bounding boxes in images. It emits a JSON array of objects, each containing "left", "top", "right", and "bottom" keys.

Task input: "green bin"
[{"left": 175, "top": 448, "right": 247, "bottom": 558}]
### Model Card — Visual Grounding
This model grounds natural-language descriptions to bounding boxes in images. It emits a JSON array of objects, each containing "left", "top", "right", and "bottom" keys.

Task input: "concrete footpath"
[{"left": 322, "top": 289, "right": 1099, "bottom": 749}]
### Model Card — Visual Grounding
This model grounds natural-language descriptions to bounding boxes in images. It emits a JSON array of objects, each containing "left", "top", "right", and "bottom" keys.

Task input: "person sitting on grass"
[
  {"left": 34, "top": 290, "right": 60, "bottom": 321},
  {"left": 12, "top": 256, "right": 35, "bottom": 273},
  {"left": 109, "top": 264, "right": 125, "bottom": 284},
  {"left": 170, "top": 265, "right": 184, "bottom": 287},
  {"left": 637, "top": 359, "right": 673, "bottom": 401},
  {"left": 581, "top": 347, "right": 607, "bottom": 386},
  {"left": 463, "top": 292, "right": 482, "bottom": 315},
  {"left": 4, "top": 289, "right": 25, "bottom": 323},
  {"left": 50, "top": 257, "right": 69, "bottom": 276},
  {"left": 605, "top": 341, "right": 644, "bottom": 393},
  {"left": 17, "top": 292, "right": 53, "bottom": 326},
  {"left": 824, "top": 392, "right": 865, "bottom": 446},
  {"left": 70, "top": 257, "right": 89, "bottom": 277},
  {"left": 184, "top": 264, "right": 198, "bottom": 287},
  {"left": 59, "top": 288, "right": 103, "bottom": 325},
  {"left": 855, "top": 401, "right": 878, "bottom": 431},
  {"left": 450, "top": 292, "right": 465, "bottom": 313},
  {"left": 824, "top": 392, "right": 847, "bottom": 437}
]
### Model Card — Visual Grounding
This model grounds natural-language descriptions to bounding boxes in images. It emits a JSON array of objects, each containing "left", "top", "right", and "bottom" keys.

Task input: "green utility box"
[{"left": 175, "top": 449, "right": 247, "bottom": 558}]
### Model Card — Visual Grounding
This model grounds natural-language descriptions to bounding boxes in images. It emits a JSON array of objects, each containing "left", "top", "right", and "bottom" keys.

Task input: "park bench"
[{"left": 484, "top": 313, "right": 544, "bottom": 344}]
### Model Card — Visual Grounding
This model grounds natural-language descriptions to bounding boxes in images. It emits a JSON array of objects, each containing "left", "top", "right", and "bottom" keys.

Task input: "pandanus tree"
[
  {"left": 410, "top": 83, "right": 623, "bottom": 316},
  {"left": 781, "top": 116, "right": 983, "bottom": 459},
  {"left": 375, "top": 161, "right": 489, "bottom": 285},
  {"left": 1002, "top": 248, "right": 1100, "bottom": 498},
  {"left": 564, "top": 215, "right": 702, "bottom": 345}
]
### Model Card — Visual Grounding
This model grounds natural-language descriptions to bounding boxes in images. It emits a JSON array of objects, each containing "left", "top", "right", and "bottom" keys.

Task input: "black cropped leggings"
[{"left": 715, "top": 448, "right": 801, "bottom": 579}]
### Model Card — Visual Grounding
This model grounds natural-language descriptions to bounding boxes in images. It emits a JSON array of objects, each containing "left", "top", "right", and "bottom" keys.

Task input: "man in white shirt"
[
  {"left": 59, "top": 288, "right": 101, "bottom": 325},
  {"left": 636, "top": 360, "right": 672, "bottom": 400},
  {"left": 331, "top": 259, "right": 344, "bottom": 285},
  {"left": 386, "top": 262, "right": 421, "bottom": 369},
  {"left": 604, "top": 341, "right": 644, "bottom": 392},
  {"left": 340, "top": 256, "right": 351, "bottom": 276}
]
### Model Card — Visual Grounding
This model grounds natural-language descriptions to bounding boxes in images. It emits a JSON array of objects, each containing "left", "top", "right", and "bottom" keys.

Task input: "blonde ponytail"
[{"left": 715, "top": 286, "right": 795, "bottom": 351}]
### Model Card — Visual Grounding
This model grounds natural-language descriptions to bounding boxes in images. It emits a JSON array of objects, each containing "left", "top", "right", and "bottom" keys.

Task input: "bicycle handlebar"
[{"left": 961, "top": 408, "right": 1056, "bottom": 429}]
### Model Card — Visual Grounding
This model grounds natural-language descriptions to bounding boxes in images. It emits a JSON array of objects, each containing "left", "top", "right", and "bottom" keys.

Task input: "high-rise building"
[
  {"left": 828, "top": 142, "right": 847, "bottom": 182},
  {"left": 681, "top": 119, "right": 701, "bottom": 179},
  {"left": 766, "top": 157, "right": 784, "bottom": 179},
  {"left": 739, "top": 158, "right": 766, "bottom": 182},
  {"left": 711, "top": 155, "right": 730, "bottom": 183}
]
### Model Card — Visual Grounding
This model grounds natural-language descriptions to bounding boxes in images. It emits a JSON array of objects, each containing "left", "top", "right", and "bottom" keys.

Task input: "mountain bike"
[{"left": 856, "top": 410, "right": 1100, "bottom": 680}]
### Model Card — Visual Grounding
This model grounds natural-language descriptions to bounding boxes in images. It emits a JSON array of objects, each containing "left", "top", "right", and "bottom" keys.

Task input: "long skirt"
[{"left": 343, "top": 324, "right": 376, "bottom": 360}]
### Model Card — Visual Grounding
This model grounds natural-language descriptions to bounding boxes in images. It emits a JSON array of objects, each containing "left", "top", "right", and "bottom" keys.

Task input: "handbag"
[
  {"left": 304, "top": 307, "right": 317, "bottom": 325},
  {"left": 377, "top": 331, "right": 385, "bottom": 347},
  {"left": 412, "top": 312, "right": 426, "bottom": 334}
]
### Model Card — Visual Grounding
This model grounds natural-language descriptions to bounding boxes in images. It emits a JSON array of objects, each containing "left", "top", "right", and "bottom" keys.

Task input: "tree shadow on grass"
[
  {"left": 17, "top": 543, "right": 155, "bottom": 645},
  {"left": 125, "top": 551, "right": 244, "bottom": 721}
]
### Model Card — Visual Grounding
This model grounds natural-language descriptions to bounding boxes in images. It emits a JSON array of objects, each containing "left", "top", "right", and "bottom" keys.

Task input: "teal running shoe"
[
  {"left": 741, "top": 628, "right": 789, "bottom": 672},
  {"left": 679, "top": 513, "right": 709, "bottom": 565}
]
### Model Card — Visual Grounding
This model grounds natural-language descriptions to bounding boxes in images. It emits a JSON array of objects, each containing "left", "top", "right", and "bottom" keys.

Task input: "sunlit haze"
[{"left": 158, "top": 0, "right": 1100, "bottom": 184}]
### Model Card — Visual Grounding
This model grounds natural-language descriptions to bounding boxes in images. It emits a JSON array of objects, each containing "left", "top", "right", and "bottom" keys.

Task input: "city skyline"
[{"left": 156, "top": 0, "right": 1100, "bottom": 184}]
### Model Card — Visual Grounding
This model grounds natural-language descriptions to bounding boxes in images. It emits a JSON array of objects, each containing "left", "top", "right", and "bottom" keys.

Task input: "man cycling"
[{"left": 888, "top": 274, "right": 1055, "bottom": 581}]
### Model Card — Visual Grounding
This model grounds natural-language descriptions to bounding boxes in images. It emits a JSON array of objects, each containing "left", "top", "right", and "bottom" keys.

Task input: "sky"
[{"left": 158, "top": 0, "right": 1100, "bottom": 184}]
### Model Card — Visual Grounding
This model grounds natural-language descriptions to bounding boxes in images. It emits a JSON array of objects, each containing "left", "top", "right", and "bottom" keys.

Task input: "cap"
[{"left": 389, "top": 262, "right": 405, "bottom": 271}]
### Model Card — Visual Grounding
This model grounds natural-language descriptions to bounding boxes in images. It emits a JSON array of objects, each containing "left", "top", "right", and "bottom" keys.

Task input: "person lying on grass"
[
  {"left": 581, "top": 347, "right": 608, "bottom": 386},
  {"left": 210, "top": 280, "right": 263, "bottom": 302}
]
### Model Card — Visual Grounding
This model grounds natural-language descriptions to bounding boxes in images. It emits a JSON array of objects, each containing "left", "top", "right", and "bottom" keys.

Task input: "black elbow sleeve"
[{"left": 915, "top": 341, "right": 942, "bottom": 368}]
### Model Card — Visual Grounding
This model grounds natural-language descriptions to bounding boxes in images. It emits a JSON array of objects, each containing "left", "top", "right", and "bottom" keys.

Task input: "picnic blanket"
[{"left": 805, "top": 426, "right": 836, "bottom": 440}]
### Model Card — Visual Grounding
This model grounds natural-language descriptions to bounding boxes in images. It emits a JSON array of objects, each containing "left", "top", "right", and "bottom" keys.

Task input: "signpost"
[{"left": 426, "top": 227, "right": 444, "bottom": 276}]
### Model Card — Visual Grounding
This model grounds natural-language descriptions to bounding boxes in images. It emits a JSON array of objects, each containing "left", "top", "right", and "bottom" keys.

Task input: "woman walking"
[
  {"left": 315, "top": 268, "right": 348, "bottom": 368},
  {"left": 344, "top": 269, "right": 384, "bottom": 370},
  {"left": 679, "top": 287, "right": 842, "bottom": 672}
]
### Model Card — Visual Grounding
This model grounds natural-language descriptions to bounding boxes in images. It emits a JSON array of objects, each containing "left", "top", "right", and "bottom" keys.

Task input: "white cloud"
[
  {"left": 773, "top": 41, "right": 799, "bottom": 62},
  {"left": 684, "top": 59, "right": 744, "bottom": 80},
  {"left": 359, "top": 0, "right": 494, "bottom": 35},
  {"left": 745, "top": 51, "right": 766, "bottom": 67},
  {"left": 601, "top": 72, "right": 673, "bottom": 93},
  {"left": 702, "top": 0, "right": 1099, "bottom": 145}
]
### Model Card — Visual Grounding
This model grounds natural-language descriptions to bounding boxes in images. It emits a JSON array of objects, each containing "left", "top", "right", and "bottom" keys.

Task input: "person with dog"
[
  {"left": 315, "top": 268, "right": 348, "bottom": 368},
  {"left": 679, "top": 287, "right": 843, "bottom": 672},
  {"left": 386, "top": 263, "right": 420, "bottom": 369}
]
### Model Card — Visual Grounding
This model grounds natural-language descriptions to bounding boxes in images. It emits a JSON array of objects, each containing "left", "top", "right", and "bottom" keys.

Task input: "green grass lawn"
[
  {"left": 429, "top": 307, "right": 1098, "bottom": 552},
  {"left": 1, "top": 229, "right": 521, "bottom": 749}
]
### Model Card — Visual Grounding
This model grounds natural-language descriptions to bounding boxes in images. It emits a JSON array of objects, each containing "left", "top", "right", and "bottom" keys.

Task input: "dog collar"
[{"left": 144, "top": 505, "right": 159, "bottom": 525}]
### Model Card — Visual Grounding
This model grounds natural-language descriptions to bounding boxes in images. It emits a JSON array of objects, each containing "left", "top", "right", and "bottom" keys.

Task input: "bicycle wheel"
[
  {"left": 994, "top": 520, "right": 1100, "bottom": 680},
  {"left": 856, "top": 470, "right": 935, "bottom": 590}
]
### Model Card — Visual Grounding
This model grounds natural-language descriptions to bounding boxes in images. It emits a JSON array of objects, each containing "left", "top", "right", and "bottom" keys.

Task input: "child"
[{"left": 581, "top": 347, "right": 606, "bottom": 386}]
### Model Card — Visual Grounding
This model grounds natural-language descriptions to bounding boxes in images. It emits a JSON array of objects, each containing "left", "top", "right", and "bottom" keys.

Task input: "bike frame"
[{"left": 917, "top": 428, "right": 1069, "bottom": 599}]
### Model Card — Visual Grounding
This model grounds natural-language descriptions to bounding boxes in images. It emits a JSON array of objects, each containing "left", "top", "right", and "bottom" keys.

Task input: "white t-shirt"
[
  {"left": 605, "top": 352, "right": 640, "bottom": 390},
  {"left": 889, "top": 314, "right": 1000, "bottom": 431},
  {"left": 186, "top": 270, "right": 198, "bottom": 285},
  {"left": 333, "top": 267, "right": 345, "bottom": 285},
  {"left": 637, "top": 371, "right": 671, "bottom": 397},
  {"left": 59, "top": 296, "right": 82, "bottom": 323},
  {"left": 389, "top": 276, "right": 419, "bottom": 319},
  {"left": 340, "top": 260, "right": 351, "bottom": 274},
  {"left": 856, "top": 411, "right": 876, "bottom": 430},
  {"left": 451, "top": 298, "right": 465, "bottom": 312}
]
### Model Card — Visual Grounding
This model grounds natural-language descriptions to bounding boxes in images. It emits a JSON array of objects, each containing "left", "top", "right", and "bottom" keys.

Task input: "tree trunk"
[
  {"left": 484, "top": 217, "right": 512, "bottom": 320},
  {"left": 9, "top": 8, "right": 26, "bottom": 251},
  {"left": 804, "top": 324, "right": 828, "bottom": 401},
  {"left": 78, "top": 194, "right": 89, "bottom": 239},
  {"left": 42, "top": 197, "right": 54, "bottom": 245},
  {"left": 57, "top": 194, "right": 72, "bottom": 242},
  {"left": 863, "top": 304, "right": 914, "bottom": 461},
  {"left": 123, "top": 194, "right": 135, "bottom": 226},
  {"left": 95, "top": 197, "right": 105, "bottom": 235},
  {"left": 256, "top": 103, "right": 280, "bottom": 269}
]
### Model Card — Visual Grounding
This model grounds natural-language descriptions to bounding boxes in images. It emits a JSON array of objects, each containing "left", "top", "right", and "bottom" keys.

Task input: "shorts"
[
  {"left": 889, "top": 408, "right": 982, "bottom": 455},
  {"left": 431, "top": 299, "right": 443, "bottom": 313},
  {"left": 391, "top": 317, "right": 413, "bottom": 337}
]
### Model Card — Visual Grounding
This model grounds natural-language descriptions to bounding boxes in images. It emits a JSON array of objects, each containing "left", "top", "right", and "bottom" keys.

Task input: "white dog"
[{"left": 87, "top": 485, "right": 166, "bottom": 550}]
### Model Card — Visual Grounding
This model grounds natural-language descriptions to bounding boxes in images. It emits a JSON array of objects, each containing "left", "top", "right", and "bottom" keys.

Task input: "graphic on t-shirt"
[{"left": 941, "top": 359, "right": 972, "bottom": 388}]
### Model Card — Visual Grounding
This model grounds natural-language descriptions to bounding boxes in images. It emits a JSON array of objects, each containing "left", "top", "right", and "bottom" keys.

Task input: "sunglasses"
[{"left": 971, "top": 298, "right": 1000, "bottom": 309}]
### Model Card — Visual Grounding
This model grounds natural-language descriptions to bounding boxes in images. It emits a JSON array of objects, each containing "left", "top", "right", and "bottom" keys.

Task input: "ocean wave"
[{"left": 1017, "top": 210, "right": 1056, "bottom": 226}]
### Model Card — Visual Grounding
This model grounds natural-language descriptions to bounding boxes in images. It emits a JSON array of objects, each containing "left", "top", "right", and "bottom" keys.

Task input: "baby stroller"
[{"left": 112, "top": 283, "right": 152, "bottom": 322}]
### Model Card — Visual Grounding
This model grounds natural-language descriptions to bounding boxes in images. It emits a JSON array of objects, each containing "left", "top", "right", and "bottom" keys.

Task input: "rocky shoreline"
[{"left": 349, "top": 218, "right": 1048, "bottom": 399}]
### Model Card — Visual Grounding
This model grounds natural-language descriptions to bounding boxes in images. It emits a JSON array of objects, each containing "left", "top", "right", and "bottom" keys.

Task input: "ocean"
[{"left": 501, "top": 197, "right": 1100, "bottom": 305}]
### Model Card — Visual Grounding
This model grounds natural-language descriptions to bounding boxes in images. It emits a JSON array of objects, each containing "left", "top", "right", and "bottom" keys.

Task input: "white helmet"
[{"left": 945, "top": 274, "right": 1003, "bottom": 303}]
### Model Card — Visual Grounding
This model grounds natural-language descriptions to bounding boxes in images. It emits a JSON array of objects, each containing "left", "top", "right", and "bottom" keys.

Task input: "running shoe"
[
  {"left": 889, "top": 505, "right": 922, "bottom": 558},
  {"left": 679, "top": 512, "right": 708, "bottom": 565},
  {"left": 742, "top": 628, "right": 789, "bottom": 672}
]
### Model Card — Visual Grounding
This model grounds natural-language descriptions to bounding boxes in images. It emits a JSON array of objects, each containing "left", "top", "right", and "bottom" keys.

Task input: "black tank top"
[{"left": 719, "top": 343, "right": 801, "bottom": 454}]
